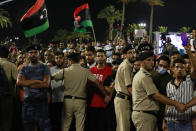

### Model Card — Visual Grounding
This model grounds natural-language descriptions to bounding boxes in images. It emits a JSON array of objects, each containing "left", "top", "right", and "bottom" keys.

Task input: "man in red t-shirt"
[{"left": 86, "top": 49, "right": 112, "bottom": 131}]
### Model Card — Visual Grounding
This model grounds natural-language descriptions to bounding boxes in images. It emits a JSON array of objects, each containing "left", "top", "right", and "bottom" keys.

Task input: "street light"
[
  {"left": 15, "top": 37, "right": 19, "bottom": 40},
  {"left": 139, "top": 23, "right": 146, "bottom": 29}
]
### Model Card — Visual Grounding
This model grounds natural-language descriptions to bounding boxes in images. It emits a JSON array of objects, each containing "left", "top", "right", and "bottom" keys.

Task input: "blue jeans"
[
  {"left": 23, "top": 100, "right": 51, "bottom": 131},
  {"left": 167, "top": 121, "right": 193, "bottom": 131}
]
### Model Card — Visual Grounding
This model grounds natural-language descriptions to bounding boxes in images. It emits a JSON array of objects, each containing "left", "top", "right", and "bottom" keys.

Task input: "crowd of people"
[{"left": 1, "top": 34, "right": 196, "bottom": 131}]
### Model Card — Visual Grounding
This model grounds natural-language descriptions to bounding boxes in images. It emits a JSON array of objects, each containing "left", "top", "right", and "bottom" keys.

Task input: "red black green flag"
[
  {"left": 20, "top": 0, "right": 49, "bottom": 38},
  {"left": 73, "top": 3, "right": 93, "bottom": 33}
]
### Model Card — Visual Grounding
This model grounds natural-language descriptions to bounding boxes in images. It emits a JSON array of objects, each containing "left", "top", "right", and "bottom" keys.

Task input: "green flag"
[
  {"left": 20, "top": 0, "right": 49, "bottom": 38},
  {"left": 73, "top": 3, "right": 93, "bottom": 33}
]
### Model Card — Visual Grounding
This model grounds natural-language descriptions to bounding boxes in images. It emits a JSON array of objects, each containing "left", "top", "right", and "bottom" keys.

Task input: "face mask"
[
  {"left": 66, "top": 48, "right": 70, "bottom": 51},
  {"left": 79, "top": 47, "right": 83, "bottom": 51},
  {"left": 106, "top": 51, "right": 112, "bottom": 57},
  {"left": 158, "top": 66, "right": 167, "bottom": 75}
]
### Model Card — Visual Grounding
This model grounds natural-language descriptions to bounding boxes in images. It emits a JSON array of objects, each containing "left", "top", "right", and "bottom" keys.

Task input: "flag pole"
[{"left": 91, "top": 26, "right": 97, "bottom": 45}]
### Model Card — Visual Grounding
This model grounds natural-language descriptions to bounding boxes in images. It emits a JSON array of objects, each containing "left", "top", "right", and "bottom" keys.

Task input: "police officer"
[
  {"left": 52, "top": 53, "right": 108, "bottom": 131},
  {"left": 17, "top": 44, "right": 51, "bottom": 131},
  {"left": 0, "top": 45, "right": 18, "bottom": 131},
  {"left": 137, "top": 41, "right": 153, "bottom": 53},
  {"left": 132, "top": 51, "right": 186, "bottom": 131},
  {"left": 114, "top": 44, "right": 136, "bottom": 131}
]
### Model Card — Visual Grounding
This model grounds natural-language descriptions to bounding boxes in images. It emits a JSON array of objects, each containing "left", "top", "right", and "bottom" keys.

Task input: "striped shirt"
[{"left": 166, "top": 75, "right": 193, "bottom": 121}]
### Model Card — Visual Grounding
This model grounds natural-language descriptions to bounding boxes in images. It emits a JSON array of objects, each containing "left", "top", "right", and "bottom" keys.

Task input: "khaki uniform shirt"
[
  {"left": 132, "top": 68, "right": 159, "bottom": 111},
  {"left": 52, "top": 64, "right": 96, "bottom": 98},
  {"left": 115, "top": 58, "right": 134, "bottom": 95},
  {"left": 0, "top": 58, "right": 18, "bottom": 95}
]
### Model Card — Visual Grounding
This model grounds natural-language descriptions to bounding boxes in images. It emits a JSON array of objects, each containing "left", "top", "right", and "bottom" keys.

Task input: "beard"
[
  {"left": 56, "top": 63, "right": 64, "bottom": 68},
  {"left": 30, "top": 57, "right": 38, "bottom": 64}
]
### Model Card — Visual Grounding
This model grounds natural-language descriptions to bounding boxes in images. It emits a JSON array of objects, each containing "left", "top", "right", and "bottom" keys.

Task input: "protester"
[
  {"left": 2, "top": 28, "right": 196, "bottom": 131},
  {"left": 16, "top": 44, "right": 51, "bottom": 131}
]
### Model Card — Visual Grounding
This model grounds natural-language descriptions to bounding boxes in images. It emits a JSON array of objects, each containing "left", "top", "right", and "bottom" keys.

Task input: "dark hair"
[
  {"left": 170, "top": 51, "right": 180, "bottom": 57},
  {"left": 158, "top": 55, "right": 170, "bottom": 65},
  {"left": 173, "top": 59, "right": 186, "bottom": 67},
  {"left": 113, "top": 53, "right": 121, "bottom": 58},
  {"left": 96, "top": 49, "right": 105, "bottom": 54},
  {"left": 180, "top": 54, "right": 189, "bottom": 60},
  {"left": 0, "top": 45, "right": 9, "bottom": 58},
  {"left": 112, "top": 58, "right": 123, "bottom": 65},
  {"left": 86, "top": 46, "right": 96, "bottom": 54},
  {"left": 80, "top": 55, "right": 86, "bottom": 60},
  {"left": 67, "top": 53, "right": 80, "bottom": 63},
  {"left": 52, "top": 40, "right": 59, "bottom": 45},
  {"left": 54, "top": 51, "right": 64, "bottom": 57},
  {"left": 135, "top": 55, "right": 141, "bottom": 61}
]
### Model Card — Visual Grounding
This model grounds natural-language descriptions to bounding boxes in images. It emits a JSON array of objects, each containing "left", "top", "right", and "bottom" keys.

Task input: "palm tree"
[
  {"left": 180, "top": 26, "right": 191, "bottom": 33},
  {"left": 66, "top": 32, "right": 92, "bottom": 43},
  {"left": 119, "top": 0, "right": 138, "bottom": 34},
  {"left": 142, "top": 0, "right": 164, "bottom": 43},
  {"left": 53, "top": 29, "right": 69, "bottom": 43},
  {"left": 28, "top": 36, "right": 42, "bottom": 45},
  {"left": 120, "top": 0, "right": 130, "bottom": 31},
  {"left": 158, "top": 26, "right": 168, "bottom": 33},
  {"left": 0, "top": 8, "right": 12, "bottom": 28},
  {"left": 97, "top": 5, "right": 122, "bottom": 40}
]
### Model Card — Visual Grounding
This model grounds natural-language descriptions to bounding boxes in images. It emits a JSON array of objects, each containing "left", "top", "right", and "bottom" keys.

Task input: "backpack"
[{"left": 0, "top": 64, "right": 10, "bottom": 95}]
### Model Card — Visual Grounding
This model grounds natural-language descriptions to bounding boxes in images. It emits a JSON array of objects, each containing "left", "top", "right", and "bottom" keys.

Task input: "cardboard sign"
[{"left": 135, "top": 29, "right": 146, "bottom": 38}]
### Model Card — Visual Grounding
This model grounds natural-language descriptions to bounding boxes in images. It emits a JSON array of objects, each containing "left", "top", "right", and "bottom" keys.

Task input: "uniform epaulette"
[{"left": 143, "top": 71, "right": 151, "bottom": 77}]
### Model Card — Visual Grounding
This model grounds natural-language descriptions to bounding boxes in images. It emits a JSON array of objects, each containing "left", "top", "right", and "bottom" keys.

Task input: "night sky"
[{"left": 2, "top": 0, "right": 196, "bottom": 46}]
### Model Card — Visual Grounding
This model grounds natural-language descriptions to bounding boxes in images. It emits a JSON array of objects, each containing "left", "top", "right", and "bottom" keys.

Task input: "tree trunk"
[
  {"left": 149, "top": 5, "right": 154, "bottom": 44},
  {"left": 109, "top": 23, "right": 113, "bottom": 40},
  {"left": 121, "top": 2, "right": 125, "bottom": 34}
]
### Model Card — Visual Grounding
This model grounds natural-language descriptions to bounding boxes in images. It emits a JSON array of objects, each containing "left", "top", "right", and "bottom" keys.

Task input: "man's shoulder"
[
  {"left": 90, "top": 66, "right": 98, "bottom": 71},
  {"left": 119, "top": 60, "right": 132, "bottom": 68},
  {"left": 134, "top": 70, "right": 144, "bottom": 79},
  {"left": 50, "top": 66, "right": 61, "bottom": 73}
]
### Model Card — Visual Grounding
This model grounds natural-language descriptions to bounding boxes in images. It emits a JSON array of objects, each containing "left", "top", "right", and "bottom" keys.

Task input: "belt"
[
  {"left": 116, "top": 92, "right": 131, "bottom": 101},
  {"left": 64, "top": 95, "right": 86, "bottom": 100},
  {"left": 133, "top": 110, "right": 158, "bottom": 117},
  {"left": 168, "top": 120, "right": 191, "bottom": 124}
]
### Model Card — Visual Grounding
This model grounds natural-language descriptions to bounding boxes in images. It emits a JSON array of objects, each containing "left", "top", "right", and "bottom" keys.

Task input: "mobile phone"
[{"left": 181, "top": 33, "right": 188, "bottom": 46}]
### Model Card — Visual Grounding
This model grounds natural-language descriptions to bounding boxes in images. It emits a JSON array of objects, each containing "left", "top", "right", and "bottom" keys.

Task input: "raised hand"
[{"left": 183, "top": 40, "right": 191, "bottom": 53}]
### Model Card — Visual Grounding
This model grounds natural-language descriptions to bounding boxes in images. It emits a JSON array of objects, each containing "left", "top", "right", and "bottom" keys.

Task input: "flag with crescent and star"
[{"left": 20, "top": 0, "right": 49, "bottom": 38}]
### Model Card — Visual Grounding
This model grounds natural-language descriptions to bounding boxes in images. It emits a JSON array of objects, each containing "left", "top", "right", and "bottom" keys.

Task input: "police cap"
[
  {"left": 139, "top": 51, "right": 154, "bottom": 61},
  {"left": 137, "top": 42, "right": 153, "bottom": 52},
  {"left": 123, "top": 44, "right": 135, "bottom": 54}
]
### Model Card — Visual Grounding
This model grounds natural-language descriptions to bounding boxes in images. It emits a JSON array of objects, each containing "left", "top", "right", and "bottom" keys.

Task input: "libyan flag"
[
  {"left": 20, "top": 0, "right": 49, "bottom": 38},
  {"left": 73, "top": 3, "right": 93, "bottom": 33}
]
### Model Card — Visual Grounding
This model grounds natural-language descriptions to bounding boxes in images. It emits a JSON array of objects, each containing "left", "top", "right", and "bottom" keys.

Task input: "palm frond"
[
  {"left": 0, "top": 8, "right": 12, "bottom": 28},
  {"left": 158, "top": 26, "right": 168, "bottom": 32},
  {"left": 180, "top": 26, "right": 191, "bottom": 33}
]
